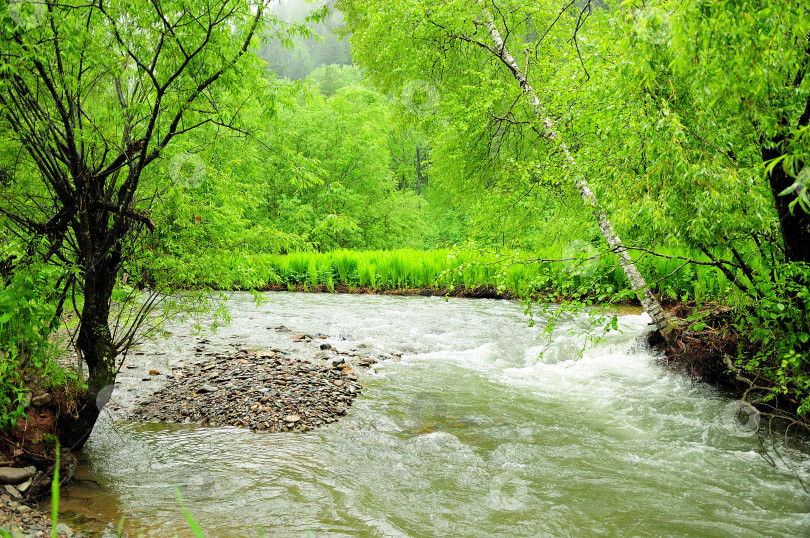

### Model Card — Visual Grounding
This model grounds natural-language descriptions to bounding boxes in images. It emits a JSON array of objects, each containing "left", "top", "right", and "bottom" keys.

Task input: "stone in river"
[
  {"left": 197, "top": 385, "right": 219, "bottom": 393},
  {"left": 333, "top": 380, "right": 345, "bottom": 387},
  {"left": 284, "top": 415, "right": 300, "bottom": 423}
]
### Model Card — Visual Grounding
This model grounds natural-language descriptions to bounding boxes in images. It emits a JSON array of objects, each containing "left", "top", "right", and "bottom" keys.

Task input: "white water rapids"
[{"left": 60, "top": 293, "right": 810, "bottom": 536}]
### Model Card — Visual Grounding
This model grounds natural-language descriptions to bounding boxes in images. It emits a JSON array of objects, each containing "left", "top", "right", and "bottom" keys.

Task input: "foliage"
[
  {"left": 0, "top": 265, "right": 74, "bottom": 430},
  {"left": 151, "top": 247, "right": 732, "bottom": 305},
  {"left": 336, "top": 0, "right": 810, "bottom": 412},
  {"left": 256, "top": 0, "right": 353, "bottom": 80}
]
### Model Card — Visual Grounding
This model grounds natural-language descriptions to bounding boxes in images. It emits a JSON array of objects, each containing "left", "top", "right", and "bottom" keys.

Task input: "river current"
[{"left": 60, "top": 293, "right": 810, "bottom": 536}]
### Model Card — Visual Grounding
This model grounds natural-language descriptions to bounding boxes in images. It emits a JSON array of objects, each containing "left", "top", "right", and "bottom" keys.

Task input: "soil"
[{"left": 263, "top": 283, "right": 515, "bottom": 300}]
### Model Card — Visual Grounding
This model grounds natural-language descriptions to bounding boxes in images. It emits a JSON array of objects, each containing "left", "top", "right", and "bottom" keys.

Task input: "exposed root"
[{"left": 649, "top": 303, "right": 810, "bottom": 485}]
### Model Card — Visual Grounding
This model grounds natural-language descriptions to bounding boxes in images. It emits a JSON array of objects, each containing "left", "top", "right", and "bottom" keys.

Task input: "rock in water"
[{"left": 284, "top": 415, "right": 301, "bottom": 423}]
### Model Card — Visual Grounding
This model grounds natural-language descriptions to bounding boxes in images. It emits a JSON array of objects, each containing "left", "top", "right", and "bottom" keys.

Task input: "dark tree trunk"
[
  {"left": 415, "top": 146, "right": 423, "bottom": 196},
  {"left": 58, "top": 245, "right": 122, "bottom": 451},
  {"left": 763, "top": 144, "right": 810, "bottom": 264}
]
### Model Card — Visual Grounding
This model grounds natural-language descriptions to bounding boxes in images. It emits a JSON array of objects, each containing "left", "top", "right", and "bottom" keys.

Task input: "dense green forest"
[{"left": 0, "top": 0, "right": 809, "bottom": 513}]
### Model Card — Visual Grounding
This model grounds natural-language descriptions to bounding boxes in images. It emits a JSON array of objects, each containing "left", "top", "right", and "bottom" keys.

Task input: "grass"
[{"left": 145, "top": 246, "right": 733, "bottom": 303}]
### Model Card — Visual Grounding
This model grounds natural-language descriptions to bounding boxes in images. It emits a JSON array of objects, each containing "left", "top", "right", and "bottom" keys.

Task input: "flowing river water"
[{"left": 59, "top": 293, "right": 810, "bottom": 536}]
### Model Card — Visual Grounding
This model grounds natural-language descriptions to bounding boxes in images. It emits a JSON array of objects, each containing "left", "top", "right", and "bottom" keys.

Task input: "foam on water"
[{"left": 61, "top": 292, "right": 810, "bottom": 537}]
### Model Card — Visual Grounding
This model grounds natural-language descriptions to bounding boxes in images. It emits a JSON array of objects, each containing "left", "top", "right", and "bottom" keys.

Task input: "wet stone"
[{"left": 131, "top": 351, "right": 361, "bottom": 433}]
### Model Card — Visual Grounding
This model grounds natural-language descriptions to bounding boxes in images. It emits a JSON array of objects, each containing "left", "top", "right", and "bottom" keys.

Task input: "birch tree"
[
  {"left": 476, "top": 13, "right": 673, "bottom": 342},
  {"left": 339, "top": 0, "right": 675, "bottom": 342}
]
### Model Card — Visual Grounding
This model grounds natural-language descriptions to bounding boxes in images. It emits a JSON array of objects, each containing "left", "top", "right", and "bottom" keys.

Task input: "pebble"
[
  {"left": 3, "top": 485, "right": 21, "bottom": 500},
  {"left": 131, "top": 351, "right": 362, "bottom": 433},
  {"left": 0, "top": 496, "right": 79, "bottom": 537},
  {"left": 30, "top": 393, "right": 52, "bottom": 407}
]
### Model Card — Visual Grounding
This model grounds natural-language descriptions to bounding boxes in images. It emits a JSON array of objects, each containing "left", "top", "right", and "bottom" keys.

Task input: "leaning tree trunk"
[{"left": 483, "top": 15, "right": 675, "bottom": 344}]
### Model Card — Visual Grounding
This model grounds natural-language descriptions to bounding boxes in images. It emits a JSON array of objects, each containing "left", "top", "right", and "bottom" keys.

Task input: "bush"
[{"left": 0, "top": 269, "right": 58, "bottom": 430}]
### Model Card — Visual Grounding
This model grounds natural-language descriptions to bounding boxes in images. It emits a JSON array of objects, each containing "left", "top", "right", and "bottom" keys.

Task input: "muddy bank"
[
  {"left": 650, "top": 303, "right": 810, "bottom": 434},
  {"left": 264, "top": 283, "right": 515, "bottom": 300}
]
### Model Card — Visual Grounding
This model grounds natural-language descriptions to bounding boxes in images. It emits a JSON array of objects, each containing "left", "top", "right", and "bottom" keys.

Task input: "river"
[{"left": 58, "top": 292, "right": 810, "bottom": 536}]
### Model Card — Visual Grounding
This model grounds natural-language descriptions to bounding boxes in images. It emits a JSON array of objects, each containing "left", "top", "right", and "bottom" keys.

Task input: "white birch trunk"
[{"left": 484, "top": 15, "right": 674, "bottom": 343}]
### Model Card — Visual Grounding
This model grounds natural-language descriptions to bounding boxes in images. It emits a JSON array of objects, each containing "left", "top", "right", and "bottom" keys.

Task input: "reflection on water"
[{"left": 58, "top": 293, "right": 810, "bottom": 537}]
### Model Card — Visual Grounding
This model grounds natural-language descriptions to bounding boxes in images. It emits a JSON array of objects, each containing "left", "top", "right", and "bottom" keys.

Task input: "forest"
[{"left": 1, "top": 0, "right": 809, "bottom": 536}]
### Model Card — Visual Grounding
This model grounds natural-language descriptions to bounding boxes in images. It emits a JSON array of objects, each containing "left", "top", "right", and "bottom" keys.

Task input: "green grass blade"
[{"left": 175, "top": 485, "right": 205, "bottom": 537}]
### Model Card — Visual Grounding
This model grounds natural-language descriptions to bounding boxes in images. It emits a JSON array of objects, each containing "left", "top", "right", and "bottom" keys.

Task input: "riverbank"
[{"left": 0, "top": 494, "right": 77, "bottom": 538}]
